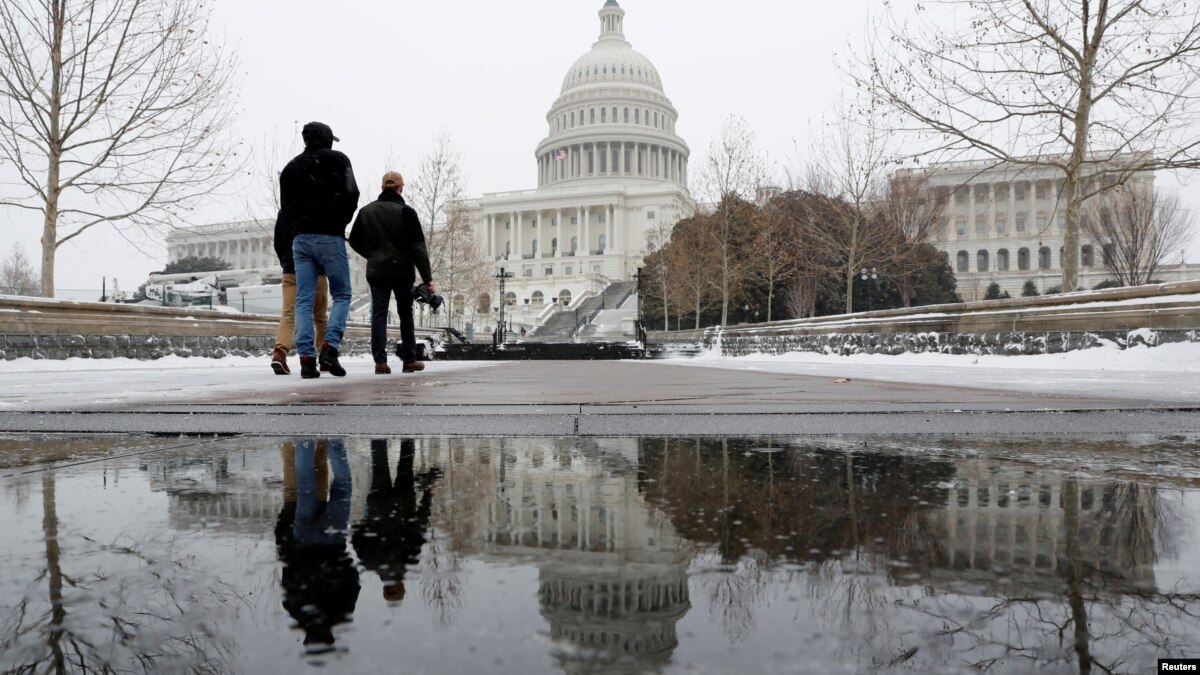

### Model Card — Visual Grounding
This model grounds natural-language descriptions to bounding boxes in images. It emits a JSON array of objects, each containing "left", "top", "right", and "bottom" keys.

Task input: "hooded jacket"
[
  {"left": 273, "top": 128, "right": 360, "bottom": 270},
  {"left": 347, "top": 190, "right": 433, "bottom": 283}
]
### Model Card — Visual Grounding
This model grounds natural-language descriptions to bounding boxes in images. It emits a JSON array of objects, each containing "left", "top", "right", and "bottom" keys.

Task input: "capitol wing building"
[{"left": 467, "top": 0, "right": 695, "bottom": 332}]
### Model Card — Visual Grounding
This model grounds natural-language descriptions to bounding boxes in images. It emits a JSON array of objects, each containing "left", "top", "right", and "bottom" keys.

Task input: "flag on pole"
[{"left": 556, "top": 148, "right": 568, "bottom": 161}]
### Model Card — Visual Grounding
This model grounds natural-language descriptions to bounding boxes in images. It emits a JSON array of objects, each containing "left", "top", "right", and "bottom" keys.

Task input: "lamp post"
[
  {"left": 634, "top": 267, "right": 646, "bottom": 346},
  {"left": 494, "top": 267, "right": 514, "bottom": 346},
  {"left": 859, "top": 267, "right": 879, "bottom": 312}
]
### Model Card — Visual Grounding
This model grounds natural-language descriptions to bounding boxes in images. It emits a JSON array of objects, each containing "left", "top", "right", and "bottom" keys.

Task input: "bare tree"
[
  {"left": 407, "top": 133, "right": 481, "bottom": 326},
  {"left": 667, "top": 215, "right": 720, "bottom": 329},
  {"left": 696, "top": 116, "right": 767, "bottom": 326},
  {"left": 1, "top": 243, "right": 40, "bottom": 294},
  {"left": 0, "top": 0, "right": 242, "bottom": 297},
  {"left": 746, "top": 196, "right": 801, "bottom": 321},
  {"left": 641, "top": 218, "right": 675, "bottom": 330},
  {"left": 856, "top": 0, "right": 1200, "bottom": 293},
  {"left": 878, "top": 173, "right": 947, "bottom": 307},
  {"left": 804, "top": 112, "right": 904, "bottom": 313},
  {"left": 1084, "top": 184, "right": 1194, "bottom": 286}
]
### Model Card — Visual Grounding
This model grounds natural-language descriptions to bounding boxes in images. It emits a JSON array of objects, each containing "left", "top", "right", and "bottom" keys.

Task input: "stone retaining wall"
[
  {"left": 691, "top": 328, "right": 1199, "bottom": 359},
  {"left": 0, "top": 333, "right": 377, "bottom": 361},
  {"left": 0, "top": 295, "right": 441, "bottom": 361}
]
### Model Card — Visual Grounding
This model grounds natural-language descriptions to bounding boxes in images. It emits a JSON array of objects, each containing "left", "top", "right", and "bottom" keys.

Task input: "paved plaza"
[{"left": 1, "top": 356, "right": 1198, "bottom": 436}]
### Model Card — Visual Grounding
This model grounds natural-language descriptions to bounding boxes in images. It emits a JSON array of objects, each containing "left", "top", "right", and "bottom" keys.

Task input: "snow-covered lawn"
[{"left": 660, "top": 341, "right": 1200, "bottom": 405}]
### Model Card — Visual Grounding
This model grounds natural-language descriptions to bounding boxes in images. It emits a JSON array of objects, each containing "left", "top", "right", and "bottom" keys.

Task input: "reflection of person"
[
  {"left": 274, "top": 439, "right": 360, "bottom": 653},
  {"left": 347, "top": 172, "right": 433, "bottom": 375},
  {"left": 351, "top": 439, "right": 439, "bottom": 603},
  {"left": 279, "top": 121, "right": 360, "bottom": 379}
]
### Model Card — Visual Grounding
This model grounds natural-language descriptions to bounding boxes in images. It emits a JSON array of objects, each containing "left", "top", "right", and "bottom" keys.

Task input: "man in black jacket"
[
  {"left": 278, "top": 121, "right": 360, "bottom": 379},
  {"left": 348, "top": 171, "right": 433, "bottom": 374}
]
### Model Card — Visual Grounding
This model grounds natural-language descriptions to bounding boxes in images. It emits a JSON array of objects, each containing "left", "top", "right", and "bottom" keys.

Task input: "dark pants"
[{"left": 369, "top": 277, "right": 416, "bottom": 363}]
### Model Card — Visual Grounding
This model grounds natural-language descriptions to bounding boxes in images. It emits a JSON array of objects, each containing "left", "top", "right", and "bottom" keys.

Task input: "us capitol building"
[{"left": 464, "top": 0, "right": 695, "bottom": 330}]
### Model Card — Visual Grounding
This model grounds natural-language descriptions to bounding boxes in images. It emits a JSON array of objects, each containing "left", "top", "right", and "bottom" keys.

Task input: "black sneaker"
[
  {"left": 300, "top": 356, "right": 320, "bottom": 379},
  {"left": 319, "top": 344, "right": 347, "bottom": 377}
]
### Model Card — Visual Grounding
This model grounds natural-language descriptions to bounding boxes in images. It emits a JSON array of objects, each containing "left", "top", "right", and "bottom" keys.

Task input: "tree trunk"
[
  {"left": 39, "top": 5, "right": 65, "bottom": 298},
  {"left": 845, "top": 218, "right": 859, "bottom": 313},
  {"left": 720, "top": 251, "right": 730, "bottom": 326},
  {"left": 766, "top": 285, "right": 774, "bottom": 322},
  {"left": 1062, "top": 46, "right": 1096, "bottom": 294}
]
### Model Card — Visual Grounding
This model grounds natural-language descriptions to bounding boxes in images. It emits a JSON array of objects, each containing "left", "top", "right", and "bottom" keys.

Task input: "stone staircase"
[{"left": 527, "top": 281, "right": 636, "bottom": 340}]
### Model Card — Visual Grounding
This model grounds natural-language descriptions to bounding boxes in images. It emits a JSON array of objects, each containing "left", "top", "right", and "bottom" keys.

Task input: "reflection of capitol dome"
[{"left": 540, "top": 566, "right": 690, "bottom": 675}]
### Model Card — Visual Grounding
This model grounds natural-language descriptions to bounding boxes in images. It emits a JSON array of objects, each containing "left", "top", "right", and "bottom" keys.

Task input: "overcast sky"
[{"left": 3, "top": 0, "right": 1199, "bottom": 291}]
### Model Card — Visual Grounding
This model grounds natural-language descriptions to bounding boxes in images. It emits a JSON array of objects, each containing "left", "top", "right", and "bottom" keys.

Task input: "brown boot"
[
  {"left": 375, "top": 363, "right": 392, "bottom": 375},
  {"left": 271, "top": 346, "right": 290, "bottom": 375},
  {"left": 402, "top": 361, "right": 425, "bottom": 373}
]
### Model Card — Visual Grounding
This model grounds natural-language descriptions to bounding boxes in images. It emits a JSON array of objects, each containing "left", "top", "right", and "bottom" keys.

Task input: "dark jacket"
[
  {"left": 347, "top": 190, "right": 433, "bottom": 283},
  {"left": 274, "top": 134, "right": 360, "bottom": 268}
]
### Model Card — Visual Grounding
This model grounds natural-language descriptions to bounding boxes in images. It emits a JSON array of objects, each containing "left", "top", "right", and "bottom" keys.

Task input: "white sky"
[{"left": 3, "top": 0, "right": 1200, "bottom": 290}]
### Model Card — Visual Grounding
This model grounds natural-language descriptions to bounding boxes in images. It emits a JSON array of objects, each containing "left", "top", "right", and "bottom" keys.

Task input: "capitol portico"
[{"left": 470, "top": 0, "right": 695, "bottom": 332}]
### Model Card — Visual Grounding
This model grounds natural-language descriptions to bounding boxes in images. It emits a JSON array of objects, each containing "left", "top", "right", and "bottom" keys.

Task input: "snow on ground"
[
  {"left": 661, "top": 341, "right": 1200, "bottom": 405},
  {"left": 0, "top": 355, "right": 498, "bottom": 410}
]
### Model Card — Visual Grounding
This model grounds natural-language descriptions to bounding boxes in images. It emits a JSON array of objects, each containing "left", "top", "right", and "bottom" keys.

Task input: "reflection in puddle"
[{"left": 0, "top": 436, "right": 1197, "bottom": 674}]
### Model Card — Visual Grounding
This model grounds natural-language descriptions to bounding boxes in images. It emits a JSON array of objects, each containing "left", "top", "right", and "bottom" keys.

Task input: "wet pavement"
[{"left": 2, "top": 434, "right": 1199, "bottom": 674}]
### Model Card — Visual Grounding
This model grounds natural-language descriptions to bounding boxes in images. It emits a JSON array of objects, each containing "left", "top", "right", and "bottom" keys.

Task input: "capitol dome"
[{"left": 535, "top": 0, "right": 690, "bottom": 188}]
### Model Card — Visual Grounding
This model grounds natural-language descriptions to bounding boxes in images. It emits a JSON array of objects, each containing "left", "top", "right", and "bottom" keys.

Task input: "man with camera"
[{"left": 348, "top": 171, "right": 434, "bottom": 374}]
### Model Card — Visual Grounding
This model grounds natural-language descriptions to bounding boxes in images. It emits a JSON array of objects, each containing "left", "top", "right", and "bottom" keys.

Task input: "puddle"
[{"left": 1, "top": 435, "right": 1198, "bottom": 674}]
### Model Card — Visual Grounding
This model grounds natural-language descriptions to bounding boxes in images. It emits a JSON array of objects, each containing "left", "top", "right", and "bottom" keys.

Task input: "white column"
[
  {"left": 606, "top": 205, "right": 614, "bottom": 254},
  {"left": 1008, "top": 182, "right": 1016, "bottom": 232},
  {"left": 514, "top": 212, "right": 523, "bottom": 259},
  {"left": 536, "top": 211, "right": 545, "bottom": 258},
  {"left": 967, "top": 184, "right": 976, "bottom": 237},
  {"left": 615, "top": 204, "right": 623, "bottom": 252},
  {"left": 618, "top": 142, "right": 625, "bottom": 174},
  {"left": 487, "top": 214, "right": 495, "bottom": 258},
  {"left": 988, "top": 183, "right": 997, "bottom": 236},
  {"left": 580, "top": 206, "right": 589, "bottom": 257},
  {"left": 556, "top": 209, "right": 564, "bottom": 258}
]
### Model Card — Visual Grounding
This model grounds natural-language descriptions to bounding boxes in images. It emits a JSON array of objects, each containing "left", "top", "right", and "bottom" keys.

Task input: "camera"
[{"left": 412, "top": 283, "right": 444, "bottom": 313}]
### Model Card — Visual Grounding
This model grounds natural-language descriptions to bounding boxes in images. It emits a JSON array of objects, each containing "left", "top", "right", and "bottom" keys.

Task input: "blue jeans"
[{"left": 293, "top": 234, "right": 352, "bottom": 357}]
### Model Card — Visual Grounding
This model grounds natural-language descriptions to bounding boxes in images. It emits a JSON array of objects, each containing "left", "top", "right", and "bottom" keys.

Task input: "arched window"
[
  {"left": 612, "top": 107, "right": 617, "bottom": 122},
  {"left": 653, "top": 111, "right": 658, "bottom": 127},
  {"left": 1081, "top": 245, "right": 1094, "bottom": 267},
  {"left": 477, "top": 293, "right": 491, "bottom": 314},
  {"left": 505, "top": 292, "right": 517, "bottom": 306},
  {"left": 624, "top": 108, "right": 629, "bottom": 123},
  {"left": 601, "top": 108, "right": 607, "bottom": 123},
  {"left": 1038, "top": 246, "right": 1052, "bottom": 270},
  {"left": 559, "top": 289, "right": 572, "bottom": 306},
  {"left": 590, "top": 109, "right": 595, "bottom": 124},
  {"left": 956, "top": 251, "right": 969, "bottom": 272},
  {"left": 997, "top": 249, "right": 1010, "bottom": 271},
  {"left": 635, "top": 109, "right": 640, "bottom": 124},
  {"left": 598, "top": 234, "right": 607, "bottom": 253},
  {"left": 570, "top": 112, "right": 575, "bottom": 128},
  {"left": 977, "top": 249, "right": 990, "bottom": 272},
  {"left": 570, "top": 236, "right": 578, "bottom": 253},
  {"left": 1017, "top": 247, "right": 1030, "bottom": 271},
  {"left": 530, "top": 291, "right": 544, "bottom": 308}
]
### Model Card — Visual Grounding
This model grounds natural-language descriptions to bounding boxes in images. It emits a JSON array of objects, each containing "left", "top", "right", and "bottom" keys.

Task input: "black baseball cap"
[{"left": 301, "top": 121, "right": 340, "bottom": 144}]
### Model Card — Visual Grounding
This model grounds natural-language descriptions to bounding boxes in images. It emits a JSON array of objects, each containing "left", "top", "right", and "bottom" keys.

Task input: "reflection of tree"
[
  {"left": 2, "top": 471, "right": 236, "bottom": 673},
  {"left": 419, "top": 438, "right": 493, "bottom": 627}
]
